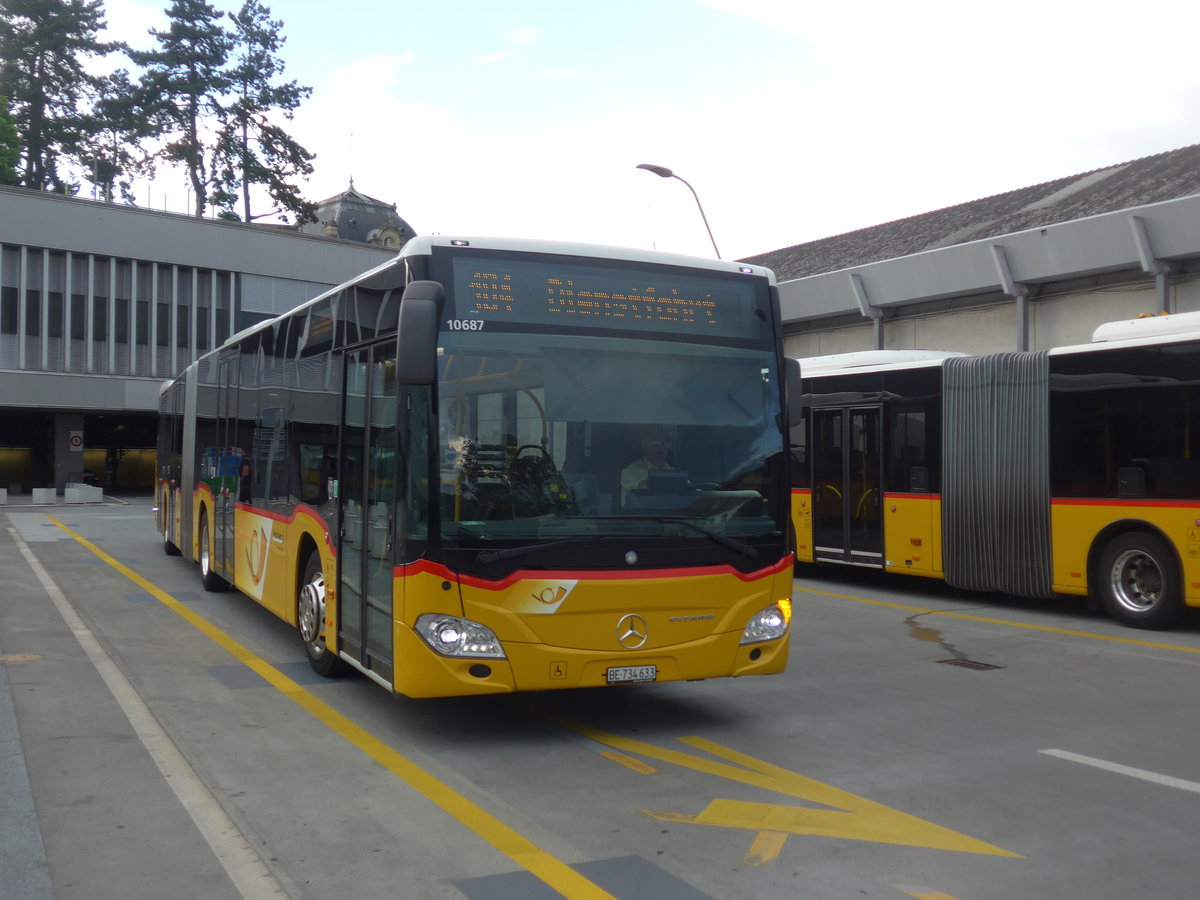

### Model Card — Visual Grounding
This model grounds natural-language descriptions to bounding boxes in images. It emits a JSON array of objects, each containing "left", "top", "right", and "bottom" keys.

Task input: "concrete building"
[
  {"left": 0, "top": 186, "right": 394, "bottom": 494},
  {"left": 743, "top": 143, "right": 1200, "bottom": 360}
]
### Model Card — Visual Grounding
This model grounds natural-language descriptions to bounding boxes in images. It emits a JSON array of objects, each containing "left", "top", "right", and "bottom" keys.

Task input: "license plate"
[{"left": 606, "top": 664, "right": 657, "bottom": 684}]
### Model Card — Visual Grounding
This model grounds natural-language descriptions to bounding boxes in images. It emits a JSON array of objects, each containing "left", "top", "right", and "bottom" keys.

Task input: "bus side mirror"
[
  {"left": 785, "top": 357, "right": 803, "bottom": 423},
  {"left": 395, "top": 281, "right": 445, "bottom": 384}
]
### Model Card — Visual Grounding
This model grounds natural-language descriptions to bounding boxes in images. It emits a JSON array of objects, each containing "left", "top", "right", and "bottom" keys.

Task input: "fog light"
[
  {"left": 415, "top": 614, "right": 506, "bottom": 658},
  {"left": 740, "top": 599, "right": 791, "bottom": 645}
]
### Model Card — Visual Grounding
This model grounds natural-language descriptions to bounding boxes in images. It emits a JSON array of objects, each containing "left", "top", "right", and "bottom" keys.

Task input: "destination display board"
[{"left": 444, "top": 251, "right": 764, "bottom": 340}]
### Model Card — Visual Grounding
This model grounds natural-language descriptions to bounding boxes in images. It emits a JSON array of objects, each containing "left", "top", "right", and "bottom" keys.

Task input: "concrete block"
[
  {"left": 0, "top": 488, "right": 7, "bottom": 505},
  {"left": 32, "top": 487, "right": 56, "bottom": 504},
  {"left": 66, "top": 483, "right": 102, "bottom": 503}
]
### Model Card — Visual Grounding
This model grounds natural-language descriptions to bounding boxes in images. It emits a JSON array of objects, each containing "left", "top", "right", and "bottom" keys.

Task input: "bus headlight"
[
  {"left": 740, "top": 599, "right": 792, "bottom": 644},
  {"left": 415, "top": 614, "right": 507, "bottom": 659}
]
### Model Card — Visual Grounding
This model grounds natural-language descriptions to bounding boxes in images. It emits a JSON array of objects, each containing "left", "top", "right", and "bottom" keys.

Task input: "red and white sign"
[{"left": 68, "top": 430, "right": 84, "bottom": 451}]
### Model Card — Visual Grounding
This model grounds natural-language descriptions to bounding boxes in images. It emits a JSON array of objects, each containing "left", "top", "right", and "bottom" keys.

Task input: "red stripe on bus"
[
  {"left": 1051, "top": 497, "right": 1200, "bottom": 509},
  {"left": 793, "top": 489, "right": 943, "bottom": 502},
  {"left": 398, "top": 555, "right": 794, "bottom": 591},
  {"left": 197, "top": 494, "right": 792, "bottom": 585}
]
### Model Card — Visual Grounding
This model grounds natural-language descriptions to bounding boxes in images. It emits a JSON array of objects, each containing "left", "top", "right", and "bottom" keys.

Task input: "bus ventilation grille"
[{"left": 937, "top": 658, "right": 1004, "bottom": 671}]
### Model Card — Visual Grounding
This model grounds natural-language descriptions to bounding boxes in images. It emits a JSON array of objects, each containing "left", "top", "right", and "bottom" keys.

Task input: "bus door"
[
  {"left": 215, "top": 354, "right": 238, "bottom": 576},
  {"left": 811, "top": 406, "right": 883, "bottom": 566},
  {"left": 338, "top": 341, "right": 399, "bottom": 685}
]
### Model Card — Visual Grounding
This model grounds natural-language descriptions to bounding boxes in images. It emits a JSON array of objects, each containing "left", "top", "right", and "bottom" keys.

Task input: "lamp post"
[{"left": 636, "top": 163, "right": 722, "bottom": 259}]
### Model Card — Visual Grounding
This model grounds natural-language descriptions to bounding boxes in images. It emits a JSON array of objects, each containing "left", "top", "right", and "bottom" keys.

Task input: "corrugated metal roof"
[{"left": 743, "top": 144, "right": 1200, "bottom": 280}]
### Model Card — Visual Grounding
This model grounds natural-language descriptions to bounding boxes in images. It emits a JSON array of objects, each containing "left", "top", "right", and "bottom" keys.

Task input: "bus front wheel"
[
  {"left": 1096, "top": 532, "right": 1183, "bottom": 630},
  {"left": 299, "top": 552, "right": 345, "bottom": 677}
]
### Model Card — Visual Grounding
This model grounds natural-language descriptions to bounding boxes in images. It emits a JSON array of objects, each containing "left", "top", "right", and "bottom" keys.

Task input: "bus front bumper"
[{"left": 389, "top": 625, "right": 790, "bottom": 699}]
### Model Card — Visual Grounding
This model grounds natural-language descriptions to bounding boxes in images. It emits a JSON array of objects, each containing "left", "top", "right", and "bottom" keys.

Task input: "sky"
[{"left": 97, "top": 0, "right": 1200, "bottom": 261}]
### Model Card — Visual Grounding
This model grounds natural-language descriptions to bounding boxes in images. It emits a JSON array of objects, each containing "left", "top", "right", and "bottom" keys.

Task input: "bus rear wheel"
[
  {"left": 299, "top": 552, "right": 345, "bottom": 677},
  {"left": 198, "top": 513, "right": 227, "bottom": 591},
  {"left": 1096, "top": 532, "right": 1183, "bottom": 630}
]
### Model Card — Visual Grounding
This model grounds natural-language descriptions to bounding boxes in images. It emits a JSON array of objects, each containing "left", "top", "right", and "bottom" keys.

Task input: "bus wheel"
[
  {"left": 299, "top": 553, "right": 345, "bottom": 677},
  {"left": 1096, "top": 532, "right": 1183, "bottom": 629},
  {"left": 198, "top": 513, "right": 226, "bottom": 591}
]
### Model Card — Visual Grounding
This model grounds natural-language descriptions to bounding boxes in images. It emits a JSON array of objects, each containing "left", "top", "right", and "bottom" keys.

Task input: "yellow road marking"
[
  {"left": 898, "top": 887, "right": 961, "bottom": 900},
  {"left": 797, "top": 586, "right": 1200, "bottom": 654},
  {"left": 600, "top": 751, "right": 657, "bottom": 775},
  {"left": 744, "top": 830, "right": 788, "bottom": 866},
  {"left": 49, "top": 517, "right": 619, "bottom": 900},
  {"left": 548, "top": 716, "right": 1019, "bottom": 858},
  {"left": 0, "top": 653, "right": 43, "bottom": 663}
]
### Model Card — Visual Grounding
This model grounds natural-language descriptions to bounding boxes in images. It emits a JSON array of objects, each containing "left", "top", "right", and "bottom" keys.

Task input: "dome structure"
[{"left": 300, "top": 180, "right": 417, "bottom": 247}]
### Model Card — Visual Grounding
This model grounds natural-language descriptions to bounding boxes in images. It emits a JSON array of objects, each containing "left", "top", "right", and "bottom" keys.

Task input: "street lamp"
[{"left": 636, "top": 163, "right": 722, "bottom": 259}]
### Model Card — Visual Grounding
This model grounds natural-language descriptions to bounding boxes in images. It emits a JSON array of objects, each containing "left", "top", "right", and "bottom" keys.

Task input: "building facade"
[
  {"left": 744, "top": 144, "right": 1200, "bottom": 361},
  {"left": 0, "top": 186, "right": 394, "bottom": 493}
]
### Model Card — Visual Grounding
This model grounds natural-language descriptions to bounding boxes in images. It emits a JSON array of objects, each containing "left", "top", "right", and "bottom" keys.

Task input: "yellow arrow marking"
[{"left": 550, "top": 716, "right": 1020, "bottom": 858}]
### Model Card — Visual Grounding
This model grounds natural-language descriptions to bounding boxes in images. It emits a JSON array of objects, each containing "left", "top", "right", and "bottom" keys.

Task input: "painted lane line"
[
  {"left": 796, "top": 586, "right": 1200, "bottom": 656},
  {"left": 599, "top": 751, "right": 657, "bottom": 775},
  {"left": 47, "top": 517, "right": 621, "bottom": 900},
  {"left": 8, "top": 526, "right": 287, "bottom": 900},
  {"left": 896, "top": 887, "right": 962, "bottom": 900},
  {"left": 1040, "top": 749, "right": 1200, "bottom": 795}
]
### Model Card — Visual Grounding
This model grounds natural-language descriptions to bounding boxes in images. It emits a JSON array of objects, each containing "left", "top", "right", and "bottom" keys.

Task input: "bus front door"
[
  {"left": 215, "top": 354, "right": 238, "bottom": 577},
  {"left": 812, "top": 406, "right": 883, "bottom": 567},
  {"left": 338, "top": 342, "right": 399, "bottom": 687}
]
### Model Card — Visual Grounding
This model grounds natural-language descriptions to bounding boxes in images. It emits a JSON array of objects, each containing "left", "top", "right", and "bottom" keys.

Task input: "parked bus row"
[{"left": 157, "top": 234, "right": 1200, "bottom": 703}]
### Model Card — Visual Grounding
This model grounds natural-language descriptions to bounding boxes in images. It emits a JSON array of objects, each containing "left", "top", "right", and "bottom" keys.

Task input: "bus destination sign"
[{"left": 449, "top": 255, "right": 760, "bottom": 339}]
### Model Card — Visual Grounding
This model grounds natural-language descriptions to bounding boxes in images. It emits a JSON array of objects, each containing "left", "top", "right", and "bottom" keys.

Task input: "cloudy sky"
[{"left": 101, "top": 0, "right": 1200, "bottom": 260}]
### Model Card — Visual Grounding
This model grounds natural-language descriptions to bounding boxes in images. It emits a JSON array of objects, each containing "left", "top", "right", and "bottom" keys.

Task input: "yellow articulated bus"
[
  {"left": 157, "top": 236, "right": 799, "bottom": 698},
  {"left": 790, "top": 311, "right": 1200, "bottom": 630}
]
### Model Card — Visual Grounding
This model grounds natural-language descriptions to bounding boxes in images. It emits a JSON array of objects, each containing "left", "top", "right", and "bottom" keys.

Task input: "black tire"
[
  {"left": 198, "top": 513, "right": 227, "bottom": 592},
  {"left": 1095, "top": 531, "right": 1183, "bottom": 630},
  {"left": 299, "top": 552, "right": 346, "bottom": 677}
]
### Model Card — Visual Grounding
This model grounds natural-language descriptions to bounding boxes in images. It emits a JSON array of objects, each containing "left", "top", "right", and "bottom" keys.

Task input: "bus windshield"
[{"left": 437, "top": 329, "right": 785, "bottom": 557}]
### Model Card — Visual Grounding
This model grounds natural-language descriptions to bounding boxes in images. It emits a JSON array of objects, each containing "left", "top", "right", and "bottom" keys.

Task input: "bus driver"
[{"left": 620, "top": 426, "right": 674, "bottom": 506}]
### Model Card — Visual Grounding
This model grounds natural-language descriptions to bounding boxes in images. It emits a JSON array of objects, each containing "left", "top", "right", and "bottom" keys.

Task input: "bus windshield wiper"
[
  {"left": 661, "top": 517, "right": 760, "bottom": 559},
  {"left": 474, "top": 539, "right": 581, "bottom": 565},
  {"left": 574, "top": 515, "right": 759, "bottom": 559}
]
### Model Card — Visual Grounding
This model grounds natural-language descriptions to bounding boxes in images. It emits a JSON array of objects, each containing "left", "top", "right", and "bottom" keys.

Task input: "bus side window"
[{"left": 889, "top": 409, "right": 927, "bottom": 493}]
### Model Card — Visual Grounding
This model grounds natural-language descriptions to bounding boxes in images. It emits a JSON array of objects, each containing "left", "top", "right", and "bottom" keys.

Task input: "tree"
[
  {"left": 0, "top": 96, "right": 20, "bottom": 185},
  {"left": 128, "top": 0, "right": 232, "bottom": 216},
  {"left": 0, "top": 0, "right": 112, "bottom": 191},
  {"left": 215, "top": 0, "right": 315, "bottom": 224},
  {"left": 80, "top": 69, "right": 153, "bottom": 203}
]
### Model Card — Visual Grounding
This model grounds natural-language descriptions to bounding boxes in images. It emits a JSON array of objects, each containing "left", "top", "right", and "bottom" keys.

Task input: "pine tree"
[
  {"left": 81, "top": 69, "right": 152, "bottom": 203},
  {"left": 0, "top": 96, "right": 20, "bottom": 185},
  {"left": 128, "top": 0, "right": 232, "bottom": 216},
  {"left": 0, "top": 0, "right": 112, "bottom": 191},
  {"left": 215, "top": 0, "right": 315, "bottom": 224}
]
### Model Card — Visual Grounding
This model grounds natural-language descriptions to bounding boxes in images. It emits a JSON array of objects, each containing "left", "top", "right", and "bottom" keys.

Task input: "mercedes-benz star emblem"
[{"left": 616, "top": 613, "right": 649, "bottom": 649}]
